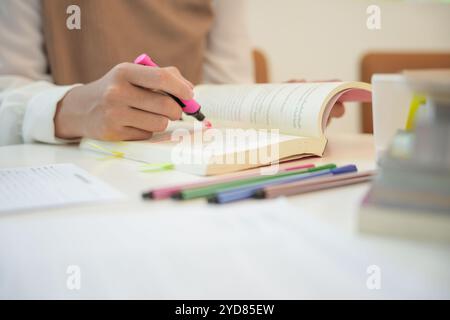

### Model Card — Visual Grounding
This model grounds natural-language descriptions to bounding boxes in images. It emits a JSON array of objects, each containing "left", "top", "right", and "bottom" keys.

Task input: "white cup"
[{"left": 371, "top": 74, "right": 414, "bottom": 159}]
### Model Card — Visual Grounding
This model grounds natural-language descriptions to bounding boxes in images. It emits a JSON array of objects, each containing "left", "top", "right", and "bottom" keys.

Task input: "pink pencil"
[{"left": 142, "top": 162, "right": 315, "bottom": 200}]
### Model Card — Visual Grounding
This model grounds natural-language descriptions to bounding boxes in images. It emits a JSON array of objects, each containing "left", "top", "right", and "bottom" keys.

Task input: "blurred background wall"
[{"left": 246, "top": 0, "right": 450, "bottom": 134}]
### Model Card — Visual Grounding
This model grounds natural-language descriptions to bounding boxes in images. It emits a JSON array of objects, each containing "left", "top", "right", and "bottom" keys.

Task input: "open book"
[{"left": 80, "top": 82, "right": 371, "bottom": 175}]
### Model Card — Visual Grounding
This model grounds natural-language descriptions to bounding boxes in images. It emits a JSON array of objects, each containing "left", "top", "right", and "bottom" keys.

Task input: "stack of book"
[
  {"left": 359, "top": 131, "right": 450, "bottom": 242},
  {"left": 359, "top": 70, "right": 450, "bottom": 242}
]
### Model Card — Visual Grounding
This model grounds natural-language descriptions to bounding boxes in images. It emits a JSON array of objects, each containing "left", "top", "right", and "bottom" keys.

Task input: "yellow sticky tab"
[
  {"left": 405, "top": 95, "right": 426, "bottom": 131},
  {"left": 88, "top": 142, "right": 125, "bottom": 159},
  {"left": 140, "top": 163, "right": 174, "bottom": 173}
]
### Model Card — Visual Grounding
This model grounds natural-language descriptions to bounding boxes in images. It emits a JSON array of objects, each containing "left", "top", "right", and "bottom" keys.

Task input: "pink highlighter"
[{"left": 134, "top": 53, "right": 206, "bottom": 122}]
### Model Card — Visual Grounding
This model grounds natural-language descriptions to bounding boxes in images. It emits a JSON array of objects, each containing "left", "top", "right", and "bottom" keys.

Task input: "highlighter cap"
[
  {"left": 134, "top": 54, "right": 157, "bottom": 67},
  {"left": 181, "top": 98, "right": 202, "bottom": 114}
]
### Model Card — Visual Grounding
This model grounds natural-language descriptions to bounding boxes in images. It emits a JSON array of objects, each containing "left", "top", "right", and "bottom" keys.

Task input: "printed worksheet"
[{"left": 0, "top": 163, "right": 123, "bottom": 213}]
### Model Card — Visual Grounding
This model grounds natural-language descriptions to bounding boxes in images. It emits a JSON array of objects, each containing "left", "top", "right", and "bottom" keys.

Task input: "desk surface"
[{"left": 0, "top": 134, "right": 449, "bottom": 299}]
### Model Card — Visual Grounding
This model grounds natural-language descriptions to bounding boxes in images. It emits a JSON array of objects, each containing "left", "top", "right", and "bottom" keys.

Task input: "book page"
[{"left": 194, "top": 82, "right": 346, "bottom": 137}]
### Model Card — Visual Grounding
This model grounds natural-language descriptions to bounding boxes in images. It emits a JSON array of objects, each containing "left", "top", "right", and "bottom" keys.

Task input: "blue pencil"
[{"left": 207, "top": 165, "right": 357, "bottom": 204}]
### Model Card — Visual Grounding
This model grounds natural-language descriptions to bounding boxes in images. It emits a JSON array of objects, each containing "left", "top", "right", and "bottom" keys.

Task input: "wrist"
[{"left": 54, "top": 86, "right": 86, "bottom": 139}]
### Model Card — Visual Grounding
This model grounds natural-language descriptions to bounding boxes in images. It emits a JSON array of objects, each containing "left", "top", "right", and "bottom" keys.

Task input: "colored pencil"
[
  {"left": 172, "top": 164, "right": 337, "bottom": 201},
  {"left": 142, "top": 162, "right": 315, "bottom": 200},
  {"left": 207, "top": 165, "right": 357, "bottom": 204},
  {"left": 254, "top": 170, "right": 376, "bottom": 199}
]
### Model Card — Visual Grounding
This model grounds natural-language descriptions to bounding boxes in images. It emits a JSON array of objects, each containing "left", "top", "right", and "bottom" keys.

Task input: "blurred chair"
[
  {"left": 253, "top": 49, "right": 270, "bottom": 83},
  {"left": 360, "top": 52, "right": 450, "bottom": 133}
]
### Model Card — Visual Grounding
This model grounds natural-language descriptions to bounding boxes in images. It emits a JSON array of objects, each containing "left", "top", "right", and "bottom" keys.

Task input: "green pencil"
[{"left": 172, "top": 163, "right": 337, "bottom": 200}]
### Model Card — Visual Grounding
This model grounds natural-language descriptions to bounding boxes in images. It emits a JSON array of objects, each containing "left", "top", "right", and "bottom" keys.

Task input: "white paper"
[
  {"left": 0, "top": 163, "right": 123, "bottom": 213},
  {"left": 0, "top": 197, "right": 448, "bottom": 298}
]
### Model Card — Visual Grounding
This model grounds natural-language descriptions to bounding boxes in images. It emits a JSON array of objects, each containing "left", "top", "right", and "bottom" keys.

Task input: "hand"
[
  {"left": 54, "top": 63, "right": 194, "bottom": 141},
  {"left": 286, "top": 79, "right": 345, "bottom": 124}
]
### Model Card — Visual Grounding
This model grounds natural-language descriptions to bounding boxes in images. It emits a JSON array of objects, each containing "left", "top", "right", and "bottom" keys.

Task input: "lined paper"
[{"left": 0, "top": 163, "right": 123, "bottom": 213}]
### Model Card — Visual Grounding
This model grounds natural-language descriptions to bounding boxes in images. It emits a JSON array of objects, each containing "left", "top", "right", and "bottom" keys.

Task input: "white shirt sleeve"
[
  {"left": 0, "top": 0, "right": 79, "bottom": 146},
  {"left": 203, "top": 0, "right": 254, "bottom": 84}
]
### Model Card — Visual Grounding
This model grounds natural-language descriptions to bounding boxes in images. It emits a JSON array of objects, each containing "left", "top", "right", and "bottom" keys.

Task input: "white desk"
[{"left": 0, "top": 135, "right": 449, "bottom": 299}]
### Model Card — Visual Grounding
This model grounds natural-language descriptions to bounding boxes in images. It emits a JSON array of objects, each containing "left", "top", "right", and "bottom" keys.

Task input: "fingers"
[
  {"left": 116, "top": 63, "right": 194, "bottom": 100},
  {"left": 331, "top": 102, "right": 345, "bottom": 118},
  {"left": 122, "top": 107, "right": 170, "bottom": 133},
  {"left": 126, "top": 85, "right": 182, "bottom": 121},
  {"left": 326, "top": 102, "right": 346, "bottom": 127},
  {"left": 120, "top": 127, "right": 154, "bottom": 141},
  {"left": 166, "top": 66, "right": 195, "bottom": 89}
]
